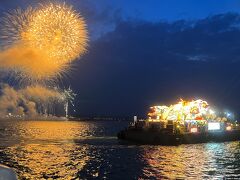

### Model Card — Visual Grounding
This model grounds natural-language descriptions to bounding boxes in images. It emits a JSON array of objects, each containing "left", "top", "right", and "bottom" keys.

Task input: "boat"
[
  {"left": 0, "top": 164, "right": 17, "bottom": 180},
  {"left": 117, "top": 119, "right": 240, "bottom": 145},
  {"left": 118, "top": 99, "right": 240, "bottom": 145}
]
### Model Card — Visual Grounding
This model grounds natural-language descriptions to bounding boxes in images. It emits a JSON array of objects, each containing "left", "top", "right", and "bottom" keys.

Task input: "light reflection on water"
[
  {"left": 0, "top": 120, "right": 240, "bottom": 179},
  {"left": 141, "top": 142, "right": 240, "bottom": 179},
  {"left": 7, "top": 143, "right": 90, "bottom": 179},
  {"left": 0, "top": 121, "right": 94, "bottom": 179}
]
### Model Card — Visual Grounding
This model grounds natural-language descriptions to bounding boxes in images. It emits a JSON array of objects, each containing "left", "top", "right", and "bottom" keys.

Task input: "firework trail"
[
  {"left": 0, "top": 2, "right": 88, "bottom": 82},
  {"left": 0, "top": 7, "right": 35, "bottom": 48}
]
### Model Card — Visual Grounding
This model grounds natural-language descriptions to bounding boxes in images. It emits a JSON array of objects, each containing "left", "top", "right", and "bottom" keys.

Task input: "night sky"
[{"left": 1, "top": 0, "right": 240, "bottom": 117}]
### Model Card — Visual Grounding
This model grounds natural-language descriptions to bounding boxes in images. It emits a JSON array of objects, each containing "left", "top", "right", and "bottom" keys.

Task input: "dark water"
[{"left": 0, "top": 120, "right": 240, "bottom": 179}]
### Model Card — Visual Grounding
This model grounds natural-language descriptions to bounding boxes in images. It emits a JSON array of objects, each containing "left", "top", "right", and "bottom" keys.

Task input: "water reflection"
[
  {"left": 141, "top": 142, "right": 240, "bottom": 179},
  {"left": 6, "top": 143, "right": 90, "bottom": 179},
  {"left": 1, "top": 120, "right": 240, "bottom": 179},
  {"left": 1, "top": 121, "right": 92, "bottom": 179},
  {"left": 0, "top": 120, "right": 133, "bottom": 179},
  {"left": 203, "top": 142, "right": 240, "bottom": 178},
  {"left": 14, "top": 121, "right": 95, "bottom": 140}
]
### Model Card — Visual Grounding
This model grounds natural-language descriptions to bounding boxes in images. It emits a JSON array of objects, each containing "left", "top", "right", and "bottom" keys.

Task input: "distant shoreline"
[{"left": 0, "top": 117, "right": 133, "bottom": 122}]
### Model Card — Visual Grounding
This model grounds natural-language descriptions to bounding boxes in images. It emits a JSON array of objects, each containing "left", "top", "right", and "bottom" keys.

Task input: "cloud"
[
  {"left": 70, "top": 13, "right": 240, "bottom": 116},
  {"left": 70, "top": 0, "right": 122, "bottom": 39}
]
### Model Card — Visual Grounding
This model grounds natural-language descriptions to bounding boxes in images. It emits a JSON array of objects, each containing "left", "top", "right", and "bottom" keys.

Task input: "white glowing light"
[
  {"left": 208, "top": 122, "right": 220, "bottom": 130},
  {"left": 190, "top": 127, "right": 198, "bottom": 133},
  {"left": 209, "top": 109, "right": 215, "bottom": 115},
  {"left": 226, "top": 126, "right": 232, "bottom": 131}
]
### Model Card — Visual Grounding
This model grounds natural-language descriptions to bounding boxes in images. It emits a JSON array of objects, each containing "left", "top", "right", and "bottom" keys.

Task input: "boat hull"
[{"left": 117, "top": 129, "right": 240, "bottom": 145}]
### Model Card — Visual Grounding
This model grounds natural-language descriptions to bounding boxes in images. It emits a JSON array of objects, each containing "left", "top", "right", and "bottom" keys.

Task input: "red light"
[{"left": 190, "top": 127, "right": 198, "bottom": 133}]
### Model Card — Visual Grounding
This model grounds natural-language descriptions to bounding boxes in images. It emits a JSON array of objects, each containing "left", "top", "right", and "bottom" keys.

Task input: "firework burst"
[
  {"left": 0, "top": 2, "right": 88, "bottom": 82},
  {"left": 0, "top": 7, "right": 35, "bottom": 49},
  {"left": 25, "top": 2, "right": 88, "bottom": 63}
]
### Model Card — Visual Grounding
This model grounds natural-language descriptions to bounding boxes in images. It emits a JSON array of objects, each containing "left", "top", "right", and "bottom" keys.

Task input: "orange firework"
[{"left": 0, "top": 2, "right": 88, "bottom": 82}]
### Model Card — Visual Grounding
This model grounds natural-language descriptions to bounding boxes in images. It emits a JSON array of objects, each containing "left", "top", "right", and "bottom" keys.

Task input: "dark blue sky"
[
  {"left": 2, "top": 0, "right": 240, "bottom": 38},
  {"left": 1, "top": 0, "right": 240, "bottom": 117},
  {"left": 73, "top": 0, "right": 240, "bottom": 39},
  {"left": 4, "top": 0, "right": 240, "bottom": 20},
  {"left": 89, "top": 0, "right": 240, "bottom": 21}
]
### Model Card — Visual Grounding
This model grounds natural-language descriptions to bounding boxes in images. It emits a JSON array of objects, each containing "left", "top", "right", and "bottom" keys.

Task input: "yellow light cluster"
[{"left": 148, "top": 99, "right": 216, "bottom": 121}]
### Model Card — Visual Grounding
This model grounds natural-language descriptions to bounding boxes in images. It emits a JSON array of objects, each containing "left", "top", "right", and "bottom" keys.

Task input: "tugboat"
[{"left": 118, "top": 99, "right": 240, "bottom": 145}]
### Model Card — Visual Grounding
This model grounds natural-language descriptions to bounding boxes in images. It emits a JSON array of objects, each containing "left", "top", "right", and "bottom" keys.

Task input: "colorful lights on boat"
[
  {"left": 226, "top": 126, "right": 232, "bottom": 131},
  {"left": 190, "top": 127, "right": 198, "bottom": 133},
  {"left": 208, "top": 122, "right": 221, "bottom": 131}
]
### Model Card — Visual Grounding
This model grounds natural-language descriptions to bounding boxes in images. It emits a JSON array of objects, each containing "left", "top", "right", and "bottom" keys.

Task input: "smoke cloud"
[
  {"left": 0, "top": 84, "right": 65, "bottom": 118},
  {"left": 0, "top": 45, "right": 67, "bottom": 81}
]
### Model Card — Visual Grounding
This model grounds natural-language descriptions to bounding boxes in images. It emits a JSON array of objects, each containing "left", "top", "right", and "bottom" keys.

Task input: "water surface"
[{"left": 0, "top": 120, "right": 240, "bottom": 179}]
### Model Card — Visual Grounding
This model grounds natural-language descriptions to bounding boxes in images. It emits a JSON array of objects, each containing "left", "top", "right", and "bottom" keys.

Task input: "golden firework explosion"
[
  {"left": 24, "top": 2, "right": 88, "bottom": 63},
  {"left": 0, "top": 2, "right": 88, "bottom": 82}
]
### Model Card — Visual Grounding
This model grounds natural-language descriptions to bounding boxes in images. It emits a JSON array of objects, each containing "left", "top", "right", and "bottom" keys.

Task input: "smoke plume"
[{"left": 0, "top": 84, "right": 64, "bottom": 118}]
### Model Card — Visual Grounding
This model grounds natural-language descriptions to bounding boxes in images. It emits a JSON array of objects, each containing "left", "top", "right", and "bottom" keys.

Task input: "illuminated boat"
[
  {"left": 118, "top": 99, "right": 240, "bottom": 145},
  {"left": 117, "top": 119, "right": 240, "bottom": 145}
]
